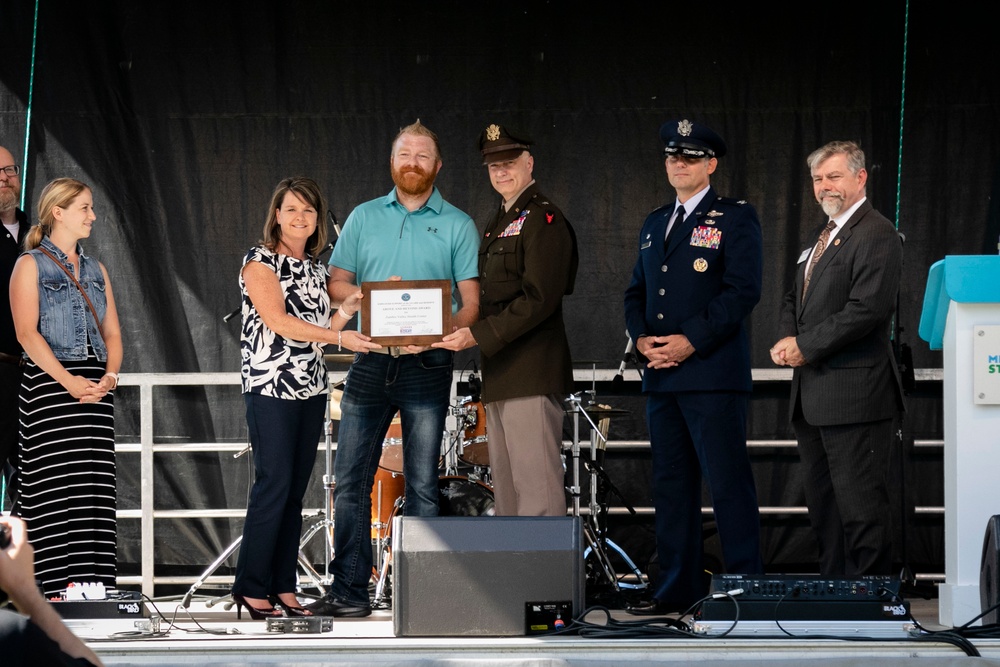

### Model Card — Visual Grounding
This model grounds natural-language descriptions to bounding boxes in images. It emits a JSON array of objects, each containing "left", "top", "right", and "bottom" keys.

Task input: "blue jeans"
[
  {"left": 234, "top": 392, "right": 326, "bottom": 598},
  {"left": 330, "top": 348, "right": 453, "bottom": 604}
]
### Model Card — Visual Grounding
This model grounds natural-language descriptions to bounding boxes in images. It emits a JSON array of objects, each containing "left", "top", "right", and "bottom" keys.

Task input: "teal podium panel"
[{"left": 919, "top": 256, "right": 1000, "bottom": 350}]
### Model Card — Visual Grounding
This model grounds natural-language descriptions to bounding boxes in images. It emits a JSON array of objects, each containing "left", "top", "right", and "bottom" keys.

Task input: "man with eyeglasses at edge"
[
  {"left": 0, "top": 146, "right": 29, "bottom": 502},
  {"left": 623, "top": 119, "right": 764, "bottom": 615}
]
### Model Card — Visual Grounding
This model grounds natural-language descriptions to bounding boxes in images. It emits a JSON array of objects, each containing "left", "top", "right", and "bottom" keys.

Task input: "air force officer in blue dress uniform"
[{"left": 624, "top": 119, "right": 764, "bottom": 614}]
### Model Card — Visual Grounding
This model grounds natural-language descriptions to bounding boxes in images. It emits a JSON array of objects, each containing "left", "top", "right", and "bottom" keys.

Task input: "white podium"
[{"left": 919, "top": 255, "right": 1000, "bottom": 626}]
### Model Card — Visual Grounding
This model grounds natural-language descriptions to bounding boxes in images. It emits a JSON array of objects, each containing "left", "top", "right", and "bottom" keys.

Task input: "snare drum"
[
  {"left": 459, "top": 399, "right": 490, "bottom": 466},
  {"left": 370, "top": 467, "right": 405, "bottom": 540},
  {"left": 437, "top": 476, "right": 495, "bottom": 516}
]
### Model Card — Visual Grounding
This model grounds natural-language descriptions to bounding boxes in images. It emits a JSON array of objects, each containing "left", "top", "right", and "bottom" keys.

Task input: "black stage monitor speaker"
[
  {"left": 392, "top": 516, "right": 584, "bottom": 637},
  {"left": 981, "top": 514, "right": 1000, "bottom": 624}
]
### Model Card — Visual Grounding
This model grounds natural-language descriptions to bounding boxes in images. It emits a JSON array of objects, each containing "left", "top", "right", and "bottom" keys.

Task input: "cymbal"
[
  {"left": 324, "top": 354, "right": 356, "bottom": 364},
  {"left": 580, "top": 405, "right": 630, "bottom": 417},
  {"left": 565, "top": 404, "right": 630, "bottom": 416}
]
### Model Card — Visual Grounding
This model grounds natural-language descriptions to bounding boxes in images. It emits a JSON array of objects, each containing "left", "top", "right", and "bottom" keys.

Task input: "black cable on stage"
[{"left": 80, "top": 593, "right": 243, "bottom": 642}]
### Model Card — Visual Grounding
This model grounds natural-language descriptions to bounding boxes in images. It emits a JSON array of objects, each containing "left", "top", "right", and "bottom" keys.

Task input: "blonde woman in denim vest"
[{"left": 8, "top": 178, "right": 122, "bottom": 596}]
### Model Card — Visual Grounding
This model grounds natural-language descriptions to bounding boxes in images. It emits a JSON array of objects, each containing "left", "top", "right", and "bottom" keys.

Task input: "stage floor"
[{"left": 68, "top": 594, "right": 1000, "bottom": 666}]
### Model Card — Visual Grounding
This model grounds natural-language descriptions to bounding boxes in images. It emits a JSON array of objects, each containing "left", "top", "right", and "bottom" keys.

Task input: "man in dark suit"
[
  {"left": 770, "top": 140, "right": 904, "bottom": 576},
  {"left": 436, "top": 124, "right": 578, "bottom": 516},
  {"left": 0, "top": 145, "right": 29, "bottom": 501},
  {"left": 624, "top": 119, "right": 763, "bottom": 614}
]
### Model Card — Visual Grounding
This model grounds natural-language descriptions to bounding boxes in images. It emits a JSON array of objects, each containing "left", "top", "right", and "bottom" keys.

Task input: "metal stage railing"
[{"left": 113, "top": 369, "right": 945, "bottom": 595}]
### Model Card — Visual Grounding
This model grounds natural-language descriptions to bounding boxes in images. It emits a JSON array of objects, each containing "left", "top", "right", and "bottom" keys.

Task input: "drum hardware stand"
[
  {"left": 444, "top": 396, "right": 474, "bottom": 475},
  {"left": 296, "top": 386, "right": 344, "bottom": 592},
  {"left": 370, "top": 490, "right": 403, "bottom": 610},
  {"left": 565, "top": 392, "right": 648, "bottom": 595},
  {"left": 450, "top": 396, "right": 493, "bottom": 485}
]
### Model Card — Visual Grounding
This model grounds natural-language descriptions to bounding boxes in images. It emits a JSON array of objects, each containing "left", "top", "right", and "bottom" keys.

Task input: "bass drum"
[{"left": 437, "top": 476, "right": 495, "bottom": 517}]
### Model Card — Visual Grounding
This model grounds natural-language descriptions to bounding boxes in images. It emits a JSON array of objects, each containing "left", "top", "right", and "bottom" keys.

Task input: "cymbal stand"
[
  {"left": 182, "top": 435, "right": 329, "bottom": 607},
  {"left": 580, "top": 445, "right": 647, "bottom": 591},
  {"left": 565, "top": 392, "right": 587, "bottom": 517},
  {"left": 566, "top": 392, "right": 648, "bottom": 593},
  {"left": 296, "top": 389, "right": 340, "bottom": 592}
]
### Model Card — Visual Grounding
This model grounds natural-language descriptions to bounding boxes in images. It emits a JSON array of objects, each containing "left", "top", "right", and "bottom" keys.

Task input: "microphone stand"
[{"left": 611, "top": 332, "right": 638, "bottom": 388}]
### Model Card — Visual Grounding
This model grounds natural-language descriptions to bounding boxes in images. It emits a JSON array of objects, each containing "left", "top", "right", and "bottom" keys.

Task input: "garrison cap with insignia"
[
  {"left": 659, "top": 119, "right": 727, "bottom": 159},
  {"left": 479, "top": 124, "right": 532, "bottom": 165}
]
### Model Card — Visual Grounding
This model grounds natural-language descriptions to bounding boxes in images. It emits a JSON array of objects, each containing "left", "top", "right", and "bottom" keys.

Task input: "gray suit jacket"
[{"left": 779, "top": 200, "right": 905, "bottom": 425}]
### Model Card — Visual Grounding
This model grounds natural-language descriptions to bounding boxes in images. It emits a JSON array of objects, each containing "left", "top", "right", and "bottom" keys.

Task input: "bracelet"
[
  {"left": 337, "top": 308, "right": 355, "bottom": 320},
  {"left": 103, "top": 372, "right": 119, "bottom": 389},
  {"left": 338, "top": 331, "right": 342, "bottom": 352}
]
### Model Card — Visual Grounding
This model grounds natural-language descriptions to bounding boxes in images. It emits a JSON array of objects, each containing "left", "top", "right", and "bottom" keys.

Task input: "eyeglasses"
[{"left": 0, "top": 165, "right": 20, "bottom": 177}]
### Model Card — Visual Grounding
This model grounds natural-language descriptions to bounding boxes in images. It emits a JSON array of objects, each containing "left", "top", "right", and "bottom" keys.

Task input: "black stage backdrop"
[{"left": 1, "top": 1, "right": 997, "bottom": 586}]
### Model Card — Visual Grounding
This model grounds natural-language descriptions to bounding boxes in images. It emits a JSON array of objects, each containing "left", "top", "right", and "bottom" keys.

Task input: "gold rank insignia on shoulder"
[
  {"left": 694, "top": 258, "right": 708, "bottom": 272},
  {"left": 678, "top": 119, "right": 693, "bottom": 136},
  {"left": 486, "top": 124, "right": 501, "bottom": 141}
]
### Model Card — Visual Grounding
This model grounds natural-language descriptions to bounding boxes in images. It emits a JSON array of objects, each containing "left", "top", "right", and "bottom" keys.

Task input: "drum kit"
[
  {"left": 366, "top": 386, "right": 649, "bottom": 607},
  {"left": 368, "top": 393, "right": 497, "bottom": 607},
  {"left": 181, "top": 365, "right": 646, "bottom": 610}
]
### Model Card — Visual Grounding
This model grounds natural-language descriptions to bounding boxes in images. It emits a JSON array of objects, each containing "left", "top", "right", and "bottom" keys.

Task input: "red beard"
[{"left": 391, "top": 164, "right": 436, "bottom": 197}]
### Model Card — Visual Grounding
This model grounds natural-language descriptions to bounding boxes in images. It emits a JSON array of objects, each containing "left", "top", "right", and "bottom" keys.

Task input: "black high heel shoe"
[
  {"left": 233, "top": 594, "right": 282, "bottom": 620},
  {"left": 269, "top": 594, "right": 313, "bottom": 617}
]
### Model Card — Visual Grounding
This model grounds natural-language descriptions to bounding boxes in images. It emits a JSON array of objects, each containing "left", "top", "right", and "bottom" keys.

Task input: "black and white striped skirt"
[{"left": 14, "top": 352, "right": 116, "bottom": 596}]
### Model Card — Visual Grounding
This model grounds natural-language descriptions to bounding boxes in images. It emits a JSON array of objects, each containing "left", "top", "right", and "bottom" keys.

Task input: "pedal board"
[
  {"left": 52, "top": 591, "right": 148, "bottom": 619},
  {"left": 265, "top": 616, "right": 334, "bottom": 633}
]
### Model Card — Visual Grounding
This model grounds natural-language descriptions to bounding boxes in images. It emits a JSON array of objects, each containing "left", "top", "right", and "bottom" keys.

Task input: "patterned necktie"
[
  {"left": 802, "top": 219, "right": 837, "bottom": 301},
  {"left": 664, "top": 205, "right": 685, "bottom": 251}
]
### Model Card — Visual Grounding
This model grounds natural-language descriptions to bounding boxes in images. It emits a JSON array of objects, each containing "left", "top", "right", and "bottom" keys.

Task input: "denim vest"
[{"left": 27, "top": 237, "right": 108, "bottom": 362}]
